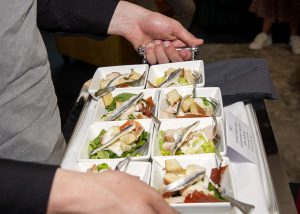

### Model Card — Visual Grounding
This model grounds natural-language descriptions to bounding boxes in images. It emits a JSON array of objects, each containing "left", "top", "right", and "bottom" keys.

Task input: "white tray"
[{"left": 61, "top": 98, "right": 279, "bottom": 214}]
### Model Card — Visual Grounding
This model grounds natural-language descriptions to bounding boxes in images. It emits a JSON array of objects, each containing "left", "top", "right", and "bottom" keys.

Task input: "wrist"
[
  {"left": 107, "top": 1, "right": 150, "bottom": 38},
  {"left": 46, "top": 169, "right": 84, "bottom": 213}
]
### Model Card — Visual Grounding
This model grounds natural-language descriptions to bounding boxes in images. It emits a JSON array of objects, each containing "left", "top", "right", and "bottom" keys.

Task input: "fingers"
[
  {"left": 163, "top": 41, "right": 183, "bottom": 62},
  {"left": 146, "top": 40, "right": 184, "bottom": 64},
  {"left": 147, "top": 191, "right": 179, "bottom": 214},
  {"left": 171, "top": 20, "right": 204, "bottom": 46},
  {"left": 171, "top": 39, "right": 187, "bottom": 48},
  {"left": 179, "top": 50, "right": 192, "bottom": 61},
  {"left": 146, "top": 42, "right": 157, "bottom": 65},
  {"left": 154, "top": 40, "right": 169, "bottom": 64},
  {"left": 118, "top": 172, "right": 177, "bottom": 214}
]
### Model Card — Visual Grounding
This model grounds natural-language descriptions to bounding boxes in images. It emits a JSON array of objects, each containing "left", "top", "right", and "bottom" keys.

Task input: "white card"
[{"left": 226, "top": 111, "right": 257, "bottom": 164}]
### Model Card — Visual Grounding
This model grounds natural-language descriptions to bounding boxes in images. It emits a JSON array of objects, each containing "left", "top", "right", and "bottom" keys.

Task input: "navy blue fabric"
[
  {"left": 0, "top": 158, "right": 58, "bottom": 214},
  {"left": 205, "top": 58, "right": 278, "bottom": 106},
  {"left": 37, "top": 0, "right": 119, "bottom": 38}
]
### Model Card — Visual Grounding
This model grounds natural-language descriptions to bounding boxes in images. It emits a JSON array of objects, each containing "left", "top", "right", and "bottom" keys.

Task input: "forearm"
[
  {"left": 37, "top": 0, "right": 118, "bottom": 36},
  {"left": 0, "top": 158, "right": 58, "bottom": 214},
  {"left": 47, "top": 169, "right": 116, "bottom": 213},
  {"left": 47, "top": 169, "right": 88, "bottom": 213}
]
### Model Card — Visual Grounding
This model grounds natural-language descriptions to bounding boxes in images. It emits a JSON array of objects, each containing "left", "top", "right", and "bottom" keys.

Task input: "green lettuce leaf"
[
  {"left": 128, "top": 114, "right": 136, "bottom": 120},
  {"left": 88, "top": 129, "right": 107, "bottom": 155},
  {"left": 177, "top": 77, "right": 189, "bottom": 85},
  {"left": 90, "top": 150, "right": 118, "bottom": 159},
  {"left": 201, "top": 140, "right": 216, "bottom": 153},
  {"left": 96, "top": 163, "right": 110, "bottom": 172},
  {"left": 107, "top": 93, "right": 136, "bottom": 112},
  {"left": 158, "top": 130, "right": 171, "bottom": 156},
  {"left": 156, "top": 76, "right": 167, "bottom": 86},
  {"left": 208, "top": 183, "right": 225, "bottom": 201},
  {"left": 122, "top": 131, "right": 148, "bottom": 157}
]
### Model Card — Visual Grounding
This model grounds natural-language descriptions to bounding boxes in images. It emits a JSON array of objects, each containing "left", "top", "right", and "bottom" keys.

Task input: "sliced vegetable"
[
  {"left": 184, "top": 190, "right": 223, "bottom": 203},
  {"left": 210, "top": 166, "right": 228, "bottom": 185}
]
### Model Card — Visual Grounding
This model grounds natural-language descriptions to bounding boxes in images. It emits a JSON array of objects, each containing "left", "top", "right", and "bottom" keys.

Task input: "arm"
[
  {"left": 0, "top": 158, "right": 177, "bottom": 214},
  {"left": 37, "top": 0, "right": 203, "bottom": 64}
]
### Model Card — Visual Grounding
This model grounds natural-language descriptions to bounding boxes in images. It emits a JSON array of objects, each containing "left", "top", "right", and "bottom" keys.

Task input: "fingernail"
[
  {"left": 146, "top": 43, "right": 154, "bottom": 49},
  {"left": 154, "top": 40, "right": 161, "bottom": 45},
  {"left": 163, "top": 41, "right": 170, "bottom": 48}
]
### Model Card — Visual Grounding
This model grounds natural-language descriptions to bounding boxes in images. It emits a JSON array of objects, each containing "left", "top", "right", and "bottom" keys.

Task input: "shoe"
[
  {"left": 290, "top": 35, "right": 300, "bottom": 55},
  {"left": 249, "top": 33, "right": 272, "bottom": 50}
]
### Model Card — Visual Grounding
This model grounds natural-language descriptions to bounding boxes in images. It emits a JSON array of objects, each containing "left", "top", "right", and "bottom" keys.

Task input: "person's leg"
[
  {"left": 289, "top": 17, "right": 298, "bottom": 36},
  {"left": 289, "top": 17, "right": 300, "bottom": 54},
  {"left": 249, "top": 17, "right": 273, "bottom": 50},
  {"left": 165, "top": 0, "right": 196, "bottom": 29},
  {"left": 262, "top": 16, "right": 272, "bottom": 34}
]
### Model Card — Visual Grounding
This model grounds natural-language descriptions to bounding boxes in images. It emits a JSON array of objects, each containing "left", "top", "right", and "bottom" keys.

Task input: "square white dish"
[
  {"left": 64, "top": 161, "right": 151, "bottom": 184},
  {"left": 150, "top": 156, "right": 235, "bottom": 214},
  {"left": 93, "top": 88, "right": 159, "bottom": 122},
  {"left": 151, "top": 117, "right": 226, "bottom": 159},
  {"left": 146, "top": 60, "right": 205, "bottom": 88},
  {"left": 158, "top": 87, "right": 223, "bottom": 119},
  {"left": 77, "top": 120, "right": 153, "bottom": 161},
  {"left": 89, "top": 64, "right": 149, "bottom": 94}
]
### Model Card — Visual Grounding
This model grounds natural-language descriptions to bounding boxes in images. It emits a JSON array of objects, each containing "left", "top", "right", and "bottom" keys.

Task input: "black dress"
[{"left": 250, "top": 0, "right": 300, "bottom": 22}]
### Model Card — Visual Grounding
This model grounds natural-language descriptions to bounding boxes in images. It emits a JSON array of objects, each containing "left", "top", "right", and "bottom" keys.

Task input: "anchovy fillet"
[
  {"left": 161, "top": 169, "right": 206, "bottom": 193},
  {"left": 106, "top": 92, "right": 144, "bottom": 121},
  {"left": 90, "top": 124, "right": 135, "bottom": 155},
  {"left": 170, "top": 121, "right": 200, "bottom": 155},
  {"left": 158, "top": 68, "right": 182, "bottom": 87}
]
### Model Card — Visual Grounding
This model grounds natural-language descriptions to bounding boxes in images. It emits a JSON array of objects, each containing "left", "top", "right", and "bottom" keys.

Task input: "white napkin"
[{"left": 225, "top": 102, "right": 270, "bottom": 214}]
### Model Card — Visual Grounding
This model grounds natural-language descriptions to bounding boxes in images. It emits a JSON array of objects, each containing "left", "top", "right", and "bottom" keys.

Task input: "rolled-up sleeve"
[{"left": 37, "top": 0, "right": 119, "bottom": 37}]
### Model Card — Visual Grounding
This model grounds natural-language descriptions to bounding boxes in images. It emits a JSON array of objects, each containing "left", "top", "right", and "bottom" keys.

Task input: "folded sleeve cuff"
[
  {"left": 0, "top": 158, "right": 58, "bottom": 214},
  {"left": 37, "top": 0, "right": 119, "bottom": 37}
]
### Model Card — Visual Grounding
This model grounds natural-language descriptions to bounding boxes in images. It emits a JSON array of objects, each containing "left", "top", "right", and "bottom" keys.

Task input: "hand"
[
  {"left": 47, "top": 169, "right": 178, "bottom": 214},
  {"left": 108, "top": 1, "right": 203, "bottom": 64}
]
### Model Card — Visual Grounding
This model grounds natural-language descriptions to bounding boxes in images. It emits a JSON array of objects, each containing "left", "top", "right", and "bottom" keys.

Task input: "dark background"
[{"left": 191, "top": 0, "right": 291, "bottom": 43}]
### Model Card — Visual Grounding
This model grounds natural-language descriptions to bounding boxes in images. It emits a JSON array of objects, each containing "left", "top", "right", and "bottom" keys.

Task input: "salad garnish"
[
  {"left": 160, "top": 159, "right": 227, "bottom": 204},
  {"left": 88, "top": 121, "right": 148, "bottom": 159}
]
